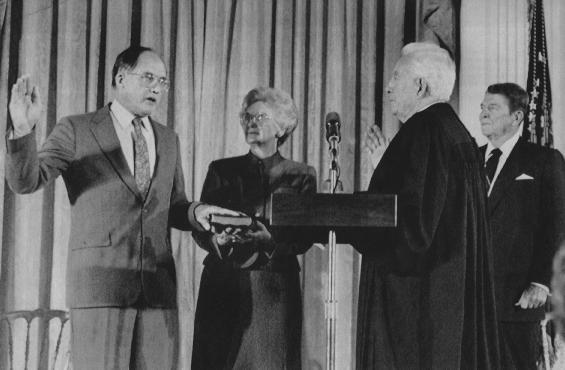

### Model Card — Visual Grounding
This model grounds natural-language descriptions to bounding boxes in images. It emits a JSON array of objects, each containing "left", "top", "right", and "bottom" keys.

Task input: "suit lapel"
[
  {"left": 488, "top": 139, "right": 526, "bottom": 214},
  {"left": 479, "top": 145, "right": 486, "bottom": 161},
  {"left": 145, "top": 118, "right": 166, "bottom": 203},
  {"left": 89, "top": 105, "right": 141, "bottom": 199}
]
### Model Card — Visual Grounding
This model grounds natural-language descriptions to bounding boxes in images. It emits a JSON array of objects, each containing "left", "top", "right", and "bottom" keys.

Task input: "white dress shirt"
[
  {"left": 109, "top": 100, "right": 156, "bottom": 177},
  {"left": 484, "top": 126, "right": 522, "bottom": 197}
]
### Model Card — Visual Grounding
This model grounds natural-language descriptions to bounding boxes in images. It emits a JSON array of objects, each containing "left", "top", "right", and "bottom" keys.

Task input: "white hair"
[
  {"left": 401, "top": 42, "right": 456, "bottom": 101},
  {"left": 241, "top": 86, "right": 298, "bottom": 146}
]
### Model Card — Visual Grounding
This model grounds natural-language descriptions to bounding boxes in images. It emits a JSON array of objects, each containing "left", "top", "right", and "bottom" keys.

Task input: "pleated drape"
[
  {"left": 459, "top": 0, "right": 528, "bottom": 145},
  {"left": 545, "top": 0, "right": 565, "bottom": 154},
  {"left": 0, "top": 0, "right": 409, "bottom": 368}
]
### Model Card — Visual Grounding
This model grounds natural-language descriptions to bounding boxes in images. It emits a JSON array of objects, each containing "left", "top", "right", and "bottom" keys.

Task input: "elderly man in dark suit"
[
  {"left": 479, "top": 82, "right": 565, "bottom": 369},
  {"left": 358, "top": 42, "right": 501, "bottom": 369},
  {"left": 6, "top": 46, "right": 237, "bottom": 369}
]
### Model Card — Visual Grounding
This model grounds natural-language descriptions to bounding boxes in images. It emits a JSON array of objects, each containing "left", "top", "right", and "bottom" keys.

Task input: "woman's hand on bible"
[{"left": 243, "top": 220, "right": 272, "bottom": 244}]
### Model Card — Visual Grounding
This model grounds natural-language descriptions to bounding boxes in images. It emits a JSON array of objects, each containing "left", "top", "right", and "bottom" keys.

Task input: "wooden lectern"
[
  {"left": 269, "top": 193, "right": 397, "bottom": 232},
  {"left": 269, "top": 192, "right": 397, "bottom": 369}
]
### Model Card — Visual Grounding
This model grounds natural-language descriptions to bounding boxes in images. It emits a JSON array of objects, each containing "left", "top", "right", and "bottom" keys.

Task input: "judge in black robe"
[
  {"left": 355, "top": 43, "right": 501, "bottom": 369},
  {"left": 191, "top": 87, "right": 316, "bottom": 370}
]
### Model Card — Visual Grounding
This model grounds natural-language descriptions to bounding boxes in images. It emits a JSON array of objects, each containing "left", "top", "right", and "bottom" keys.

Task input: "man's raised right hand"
[{"left": 9, "top": 75, "right": 42, "bottom": 137}]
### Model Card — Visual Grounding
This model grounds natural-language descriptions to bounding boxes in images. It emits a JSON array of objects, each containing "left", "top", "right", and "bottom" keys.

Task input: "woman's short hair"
[
  {"left": 240, "top": 86, "right": 298, "bottom": 146},
  {"left": 401, "top": 42, "right": 456, "bottom": 101}
]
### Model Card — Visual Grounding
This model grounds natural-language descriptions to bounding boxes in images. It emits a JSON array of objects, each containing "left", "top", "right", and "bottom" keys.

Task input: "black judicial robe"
[
  {"left": 355, "top": 103, "right": 501, "bottom": 369},
  {"left": 191, "top": 151, "right": 316, "bottom": 370}
]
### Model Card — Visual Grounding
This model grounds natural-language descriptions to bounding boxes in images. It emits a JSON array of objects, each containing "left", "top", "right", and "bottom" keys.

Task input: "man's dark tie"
[
  {"left": 132, "top": 117, "right": 151, "bottom": 194},
  {"left": 485, "top": 148, "right": 502, "bottom": 187}
]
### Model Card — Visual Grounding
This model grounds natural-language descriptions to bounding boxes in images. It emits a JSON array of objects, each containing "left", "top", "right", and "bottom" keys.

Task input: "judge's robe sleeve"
[{"left": 353, "top": 119, "right": 450, "bottom": 273}]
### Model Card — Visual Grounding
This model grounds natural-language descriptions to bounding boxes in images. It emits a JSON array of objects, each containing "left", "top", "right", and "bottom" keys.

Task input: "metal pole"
[
  {"left": 541, "top": 315, "right": 551, "bottom": 370},
  {"left": 325, "top": 140, "right": 339, "bottom": 370}
]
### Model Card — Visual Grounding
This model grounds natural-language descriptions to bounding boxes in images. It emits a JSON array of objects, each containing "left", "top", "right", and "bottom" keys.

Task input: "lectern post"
[
  {"left": 325, "top": 147, "right": 339, "bottom": 370},
  {"left": 269, "top": 192, "right": 397, "bottom": 368}
]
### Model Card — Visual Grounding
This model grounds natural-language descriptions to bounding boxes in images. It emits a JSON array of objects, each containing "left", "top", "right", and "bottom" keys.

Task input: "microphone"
[{"left": 325, "top": 112, "right": 341, "bottom": 143}]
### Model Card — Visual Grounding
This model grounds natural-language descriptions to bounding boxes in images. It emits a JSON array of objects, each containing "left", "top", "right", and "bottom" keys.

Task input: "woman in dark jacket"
[{"left": 191, "top": 86, "right": 317, "bottom": 370}]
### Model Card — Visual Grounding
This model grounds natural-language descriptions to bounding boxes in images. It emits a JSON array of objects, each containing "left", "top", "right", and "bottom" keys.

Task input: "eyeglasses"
[
  {"left": 240, "top": 112, "right": 273, "bottom": 126},
  {"left": 128, "top": 72, "right": 170, "bottom": 91}
]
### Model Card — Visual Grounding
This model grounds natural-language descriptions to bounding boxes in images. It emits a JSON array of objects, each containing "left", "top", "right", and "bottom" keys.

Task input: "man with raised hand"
[{"left": 6, "top": 46, "right": 238, "bottom": 369}]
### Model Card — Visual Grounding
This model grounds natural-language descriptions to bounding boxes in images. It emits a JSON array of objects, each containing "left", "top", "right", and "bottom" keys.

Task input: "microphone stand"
[{"left": 325, "top": 137, "right": 341, "bottom": 370}]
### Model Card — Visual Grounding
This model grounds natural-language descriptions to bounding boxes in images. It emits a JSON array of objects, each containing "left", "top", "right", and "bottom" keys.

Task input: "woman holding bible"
[{"left": 191, "top": 86, "right": 317, "bottom": 370}]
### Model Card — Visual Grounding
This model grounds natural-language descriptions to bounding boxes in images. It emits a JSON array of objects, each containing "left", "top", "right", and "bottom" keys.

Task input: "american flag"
[{"left": 525, "top": 0, "right": 552, "bottom": 147}]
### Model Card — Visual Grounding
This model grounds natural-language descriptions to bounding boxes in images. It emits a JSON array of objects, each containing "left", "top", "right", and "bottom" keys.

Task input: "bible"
[{"left": 209, "top": 214, "right": 253, "bottom": 229}]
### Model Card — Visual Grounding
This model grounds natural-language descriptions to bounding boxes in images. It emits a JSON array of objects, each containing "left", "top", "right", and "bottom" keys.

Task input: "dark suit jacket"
[
  {"left": 6, "top": 105, "right": 200, "bottom": 308},
  {"left": 482, "top": 138, "right": 565, "bottom": 321},
  {"left": 194, "top": 151, "right": 317, "bottom": 270}
]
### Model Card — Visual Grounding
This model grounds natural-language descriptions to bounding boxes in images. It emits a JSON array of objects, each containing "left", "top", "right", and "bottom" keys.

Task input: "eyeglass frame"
[
  {"left": 239, "top": 112, "right": 275, "bottom": 126},
  {"left": 127, "top": 72, "right": 170, "bottom": 91}
]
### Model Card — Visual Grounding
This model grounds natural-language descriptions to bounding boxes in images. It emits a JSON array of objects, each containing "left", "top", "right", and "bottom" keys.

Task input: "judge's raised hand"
[
  {"left": 364, "top": 124, "right": 391, "bottom": 170},
  {"left": 514, "top": 284, "right": 549, "bottom": 309},
  {"left": 9, "top": 76, "right": 42, "bottom": 137},
  {"left": 194, "top": 204, "right": 240, "bottom": 232}
]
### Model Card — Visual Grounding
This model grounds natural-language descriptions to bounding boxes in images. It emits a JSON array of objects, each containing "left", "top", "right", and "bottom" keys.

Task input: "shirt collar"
[
  {"left": 486, "top": 125, "right": 522, "bottom": 158},
  {"left": 110, "top": 100, "right": 151, "bottom": 129}
]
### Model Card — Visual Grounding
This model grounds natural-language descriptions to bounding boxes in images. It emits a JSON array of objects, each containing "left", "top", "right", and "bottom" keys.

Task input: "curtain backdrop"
[
  {"left": 545, "top": 0, "right": 565, "bottom": 154},
  {"left": 460, "top": 0, "right": 565, "bottom": 155},
  {"left": 0, "top": 1, "right": 416, "bottom": 368},
  {"left": 459, "top": 0, "right": 529, "bottom": 145}
]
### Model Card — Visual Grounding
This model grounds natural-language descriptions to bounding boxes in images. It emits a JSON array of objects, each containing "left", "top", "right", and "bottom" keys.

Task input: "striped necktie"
[
  {"left": 132, "top": 117, "right": 151, "bottom": 194},
  {"left": 485, "top": 148, "right": 502, "bottom": 189}
]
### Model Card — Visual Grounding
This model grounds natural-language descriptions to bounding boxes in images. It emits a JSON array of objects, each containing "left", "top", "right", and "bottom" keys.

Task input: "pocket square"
[{"left": 515, "top": 173, "right": 534, "bottom": 180}]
